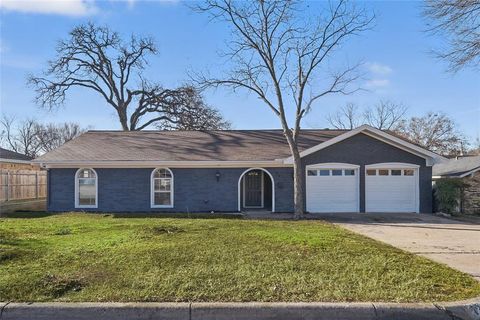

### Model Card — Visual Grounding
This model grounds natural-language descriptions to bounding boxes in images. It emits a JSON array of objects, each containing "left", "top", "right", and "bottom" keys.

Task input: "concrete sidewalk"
[{"left": 1, "top": 300, "right": 479, "bottom": 320}]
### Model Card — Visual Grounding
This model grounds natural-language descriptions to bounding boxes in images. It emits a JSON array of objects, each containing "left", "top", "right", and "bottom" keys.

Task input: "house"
[
  {"left": 33, "top": 125, "right": 444, "bottom": 214},
  {"left": 0, "top": 147, "right": 36, "bottom": 171},
  {"left": 433, "top": 156, "right": 480, "bottom": 214},
  {"left": 0, "top": 148, "right": 46, "bottom": 213}
]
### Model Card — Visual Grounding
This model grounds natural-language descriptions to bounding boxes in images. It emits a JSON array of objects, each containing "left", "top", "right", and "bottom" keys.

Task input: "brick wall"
[
  {"left": 48, "top": 167, "right": 294, "bottom": 213},
  {"left": 462, "top": 172, "right": 480, "bottom": 214}
]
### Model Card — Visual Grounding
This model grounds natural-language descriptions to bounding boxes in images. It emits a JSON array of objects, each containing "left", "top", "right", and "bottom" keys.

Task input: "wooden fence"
[{"left": 0, "top": 171, "right": 47, "bottom": 202}]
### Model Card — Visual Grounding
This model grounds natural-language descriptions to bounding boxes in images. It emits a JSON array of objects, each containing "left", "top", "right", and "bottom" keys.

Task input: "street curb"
[{"left": 0, "top": 300, "right": 478, "bottom": 320}]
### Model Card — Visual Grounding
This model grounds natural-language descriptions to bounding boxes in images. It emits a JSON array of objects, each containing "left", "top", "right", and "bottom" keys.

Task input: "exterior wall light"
[{"left": 215, "top": 171, "right": 221, "bottom": 182}]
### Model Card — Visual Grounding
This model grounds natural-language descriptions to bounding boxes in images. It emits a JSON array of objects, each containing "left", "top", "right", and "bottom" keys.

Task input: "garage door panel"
[
  {"left": 365, "top": 168, "right": 418, "bottom": 213},
  {"left": 306, "top": 170, "right": 358, "bottom": 213}
]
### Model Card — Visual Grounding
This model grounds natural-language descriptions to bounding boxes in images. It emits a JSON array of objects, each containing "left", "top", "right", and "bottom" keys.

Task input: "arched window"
[
  {"left": 151, "top": 168, "right": 174, "bottom": 208},
  {"left": 75, "top": 168, "right": 97, "bottom": 208}
]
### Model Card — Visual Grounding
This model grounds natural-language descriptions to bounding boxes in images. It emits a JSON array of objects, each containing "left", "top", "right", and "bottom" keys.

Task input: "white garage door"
[
  {"left": 306, "top": 165, "right": 359, "bottom": 213},
  {"left": 365, "top": 165, "right": 419, "bottom": 213}
]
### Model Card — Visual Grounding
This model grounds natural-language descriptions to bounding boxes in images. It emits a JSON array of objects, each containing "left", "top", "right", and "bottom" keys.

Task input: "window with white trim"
[
  {"left": 319, "top": 169, "right": 330, "bottom": 176},
  {"left": 332, "top": 169, "right": 343, "bottom": 176},
  {"left": 151, "top": 168, "right": 173, "bottom": 207},
  {"left": 378, "top": 169, "right": 389, "bottom": 176},
  {"left": 75, "top": 168, "right": 97, "bottom": 208},
  {"left": 391, "top": 169, "right": 402, "bottom": 176}
]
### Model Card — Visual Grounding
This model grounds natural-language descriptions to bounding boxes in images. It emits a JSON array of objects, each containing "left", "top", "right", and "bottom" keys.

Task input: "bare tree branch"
[
  {"left": 364, "top": 100, "right": 407, "bottom": 130},
  {"left": 0, "top": 115, "right": 88, "bottom": 157},
  {"left": 327, "top": 103, "right": 361, "bottom": 129},
  {"left": 29, "top": 23, "right": 230, "bottom": 131},
  {"left": 395, "top": 112, "right": 468, "bottom": 156},
  {"left": 192, "top": 0, "right": 374, "bottom": 217},
  {"left": 424, "top": 0, "right": 480, "bottom": 72}
]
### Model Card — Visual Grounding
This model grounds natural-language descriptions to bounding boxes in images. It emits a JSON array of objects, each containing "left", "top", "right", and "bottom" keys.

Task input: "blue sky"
[{"left": 1, "top": 0, "right": 479, "bottom": 142}]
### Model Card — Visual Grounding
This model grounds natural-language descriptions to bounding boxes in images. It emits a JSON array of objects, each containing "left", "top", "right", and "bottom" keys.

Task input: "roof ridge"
[{"left": 85, "top": 128, "right": 351, "bottom": 133}]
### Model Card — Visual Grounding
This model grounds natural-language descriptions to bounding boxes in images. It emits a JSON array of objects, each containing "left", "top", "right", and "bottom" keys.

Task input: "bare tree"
[
  {"left": 0, "top": 116, "right": 87, "bottom": 157},
  {"left": 469, "top": 136, "right": 480, "bottom": 155},
  {"left": 327, "top": 103, "right": 361, "bottom": 129},
  {"left": 395, "top": 112, "right": 467, "bottom": 156},
  {"left": 157, "top": 89, "right": 231, "bottom": 130},
  {"left": 0, "top": 116, "right": 42, "bottom": 158},
  {"left": 28, "top": 23, "right": 230, "bottom": 131},
  {"left": 364, "top": 100, "right": 407, "bottom": 130},
  {"left": 35, "top": 122, "right": 87, "bottom": 153},
  {"left": 193, "top": 0, "right": 373, "bottom": 217},
  {"left": 424, "top": 0, "right": 480, "bottom": 72},
  {"left": 328, "top": 100, "right": 406, "bottom": 130}
]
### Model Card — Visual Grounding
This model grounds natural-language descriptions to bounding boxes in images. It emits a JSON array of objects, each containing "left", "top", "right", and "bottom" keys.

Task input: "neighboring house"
[
  {"left": 433, "top": 156, "right": 480, "bottom": 214},
  {"left": 0, "top": 147, "right": 36, "bottom": 171},
  {"left": 0, "top": 148, "right": 46, "bottom": 212},
  {"left": 33, "top": 125, "right": 444, "bottom": 214}
]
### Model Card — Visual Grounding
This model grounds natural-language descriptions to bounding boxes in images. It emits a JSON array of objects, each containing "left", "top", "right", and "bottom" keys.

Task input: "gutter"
[
  {"left": 0, "top": 300, "right": 478, "bottom": 320},
  {"left": 32, "top": 159, "right": 291, "bottom": 169}
]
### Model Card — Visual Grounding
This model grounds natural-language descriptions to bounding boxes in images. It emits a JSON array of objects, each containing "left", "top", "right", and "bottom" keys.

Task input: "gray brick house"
[{"left": 34, "top": 125, "right": 444, "bottom": 214}]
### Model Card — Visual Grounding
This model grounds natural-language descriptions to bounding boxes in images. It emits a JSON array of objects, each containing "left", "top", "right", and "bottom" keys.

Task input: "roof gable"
[{"left": 283, "top": 125, "right": 445, "bottom": 166}]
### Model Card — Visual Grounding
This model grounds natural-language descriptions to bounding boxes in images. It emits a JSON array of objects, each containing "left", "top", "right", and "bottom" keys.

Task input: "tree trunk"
[
  {"left": 291, "top": 147, "right": 304, "bottom": 219},
  {"left": 283, "top": 129, "right": 305, "bottom": 219},
  {"left": 117, "top": 108, "right": 129, "bottom": 131}
]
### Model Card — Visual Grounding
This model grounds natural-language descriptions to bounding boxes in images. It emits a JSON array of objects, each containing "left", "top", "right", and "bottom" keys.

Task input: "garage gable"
[
  {"left": 300, "top": 133, "right": 434, "bottom": 213},
  {"left": 284, "top": 125, "right": 445, "bottom": 166}
]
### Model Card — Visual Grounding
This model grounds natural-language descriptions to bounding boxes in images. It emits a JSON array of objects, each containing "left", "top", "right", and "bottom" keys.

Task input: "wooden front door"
[{"left": 243, "top": 170, "right": 264, "bottom": 208}]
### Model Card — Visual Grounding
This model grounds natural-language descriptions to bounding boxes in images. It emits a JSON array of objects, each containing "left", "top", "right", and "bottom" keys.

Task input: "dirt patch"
[
  {"left": 41, "top": 273, "right": 85, "bottom": 298},
  {"left": 151, "top": 225, "right": 185, "bottom": 235},
  {"left": 54, "top": 228, "right": 72, "bottom": 236},
  {"left": 0, "top": 248, "right": 21, "bottom": 262}
]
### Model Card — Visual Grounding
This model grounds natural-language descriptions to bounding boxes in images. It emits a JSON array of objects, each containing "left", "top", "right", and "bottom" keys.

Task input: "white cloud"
[
  {"left": 367, "top": 62, "right": 393, "bottom": 75},
  {"left": 0, "top": 0, "right": 98, "bottom": 17},
  {"left": 365, "top": 79, "right": 390, "bottom": 88},
  {"left": 110, "top": 0, "right": 180, "bottom": 9}
]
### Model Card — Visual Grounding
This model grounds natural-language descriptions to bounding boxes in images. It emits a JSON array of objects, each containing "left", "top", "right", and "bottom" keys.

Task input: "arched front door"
[{"left": 238, "top": 168, "right": 275, "bottom": 212}]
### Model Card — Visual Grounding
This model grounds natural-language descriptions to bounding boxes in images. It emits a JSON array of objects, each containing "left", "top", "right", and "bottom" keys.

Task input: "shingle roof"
[
  {"left": 0, "top": 147, "right": 33, "bottom": 161},
  {"left": 35, "top": 129, "right": 348, "bottom": 162},
  {"left": 433, "top": 156, "right": 480, "bottom": 177}
]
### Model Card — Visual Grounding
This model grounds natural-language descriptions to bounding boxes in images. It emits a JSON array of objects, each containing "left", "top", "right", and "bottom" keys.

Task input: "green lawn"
[{"left": 1, "top": 213, "right": 479, "bottom": 303}]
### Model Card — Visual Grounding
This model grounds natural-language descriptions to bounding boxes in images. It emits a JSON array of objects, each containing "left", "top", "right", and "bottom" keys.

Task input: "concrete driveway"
[{"left": 316, "top": 212, "right": 480, "bottom": 281}]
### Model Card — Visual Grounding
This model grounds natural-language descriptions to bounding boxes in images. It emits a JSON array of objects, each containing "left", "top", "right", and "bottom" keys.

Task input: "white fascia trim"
[
  {"left": 365, "top": 162, "right": 420, "bottom": 169},
  {"left": 37, "top": 160, "right": 290, "bottom": 169},
  {"left": 433, "top": 167, "right": 480, "bottom": 179},
  {"left": 283, "top": 125, "right": 446, "bottom": 166},
  {"left": 0, "top": 158, "right": 34, "bottom": 165},
  {"left": 459, "top": 167, "right": 480, "bottom": 178},
  {"left": 306, "top": 162, "right": 360, "bottom": 169}
]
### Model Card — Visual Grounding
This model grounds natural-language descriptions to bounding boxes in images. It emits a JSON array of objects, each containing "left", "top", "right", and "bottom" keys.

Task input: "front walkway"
[{"left": 315, "top": 212, "right": 480, "bottom": 281}]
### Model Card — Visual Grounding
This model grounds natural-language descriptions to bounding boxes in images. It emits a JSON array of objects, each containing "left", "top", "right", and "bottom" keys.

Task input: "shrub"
[{"left": 434, "top": 179, "right": 466, "bottom": 214}]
